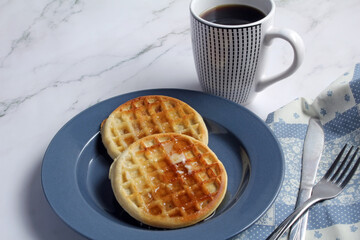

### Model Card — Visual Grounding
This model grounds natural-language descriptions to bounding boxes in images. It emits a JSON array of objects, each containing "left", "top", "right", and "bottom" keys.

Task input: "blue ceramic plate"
[{"left": 42, "top": 89, "right": 284, "bottom": 240}]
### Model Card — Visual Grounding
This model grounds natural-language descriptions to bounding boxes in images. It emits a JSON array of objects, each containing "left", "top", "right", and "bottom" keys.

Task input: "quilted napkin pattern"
[{"left": 235, "top": 63, "right": 360, "bottom": 240}]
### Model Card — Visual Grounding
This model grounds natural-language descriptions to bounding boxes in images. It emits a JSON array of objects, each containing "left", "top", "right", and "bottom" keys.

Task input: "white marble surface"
[{"left": 1, "top": 0, "right": 359, "bottom": 239}]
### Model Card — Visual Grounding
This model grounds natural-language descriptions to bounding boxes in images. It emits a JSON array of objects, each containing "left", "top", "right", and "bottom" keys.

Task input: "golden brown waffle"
[
  {"left": 101, "top": 95, "right": 208, "bottom": 159},
  {"left": 109, "top": 133, "right": 227, "bottom": 229}
]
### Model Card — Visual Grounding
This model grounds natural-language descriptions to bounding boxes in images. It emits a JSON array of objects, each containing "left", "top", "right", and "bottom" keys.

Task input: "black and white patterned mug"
[{"left": 190, "top": 0, "right": 305, "bottom": 105}]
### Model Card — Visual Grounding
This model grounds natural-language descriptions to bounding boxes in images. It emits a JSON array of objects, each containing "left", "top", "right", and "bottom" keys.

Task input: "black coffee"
[{"left": 200, "top": 4, "right": 266, "bottom": 25}]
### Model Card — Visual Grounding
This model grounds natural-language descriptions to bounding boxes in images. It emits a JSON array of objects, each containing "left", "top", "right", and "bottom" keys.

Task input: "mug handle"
[{"left": 255, "top": 27, "right": 305, "bottom": 92}]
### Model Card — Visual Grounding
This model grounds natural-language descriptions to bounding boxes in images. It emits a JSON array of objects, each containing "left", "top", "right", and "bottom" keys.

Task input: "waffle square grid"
[{"left": 118, "top": 134, "right": 224, "bottom": 219}]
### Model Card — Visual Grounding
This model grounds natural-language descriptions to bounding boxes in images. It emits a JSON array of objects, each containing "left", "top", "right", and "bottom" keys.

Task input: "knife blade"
[{"left": 288, "top": 117, "right": 324, "bottom": 240}]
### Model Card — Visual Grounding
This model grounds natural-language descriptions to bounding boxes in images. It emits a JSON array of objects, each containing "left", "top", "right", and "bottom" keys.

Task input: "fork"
[{"left": 267, "top": 144, "right": 360, "bottom": 240}]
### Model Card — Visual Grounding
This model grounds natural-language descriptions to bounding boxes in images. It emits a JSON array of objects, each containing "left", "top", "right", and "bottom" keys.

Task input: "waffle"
[
  {"left": 101, "top": 95, "right": 208, "bottom": 159},
  {"left": 109, "top": 133, "right": 227, "bottom": 229}
]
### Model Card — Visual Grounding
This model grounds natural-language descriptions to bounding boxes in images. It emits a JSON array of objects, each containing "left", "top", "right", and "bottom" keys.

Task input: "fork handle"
[
  {"left": 288, "top": 187, "right": 313, "bottom": 240},
  {"left": 266, "top": 196, "right": 321, "bottom": 240}
]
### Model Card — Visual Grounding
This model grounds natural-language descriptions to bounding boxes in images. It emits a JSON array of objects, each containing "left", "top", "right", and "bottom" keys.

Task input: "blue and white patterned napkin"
[{"left": 235, "top": 63, "right": 360, "bottom": 240}]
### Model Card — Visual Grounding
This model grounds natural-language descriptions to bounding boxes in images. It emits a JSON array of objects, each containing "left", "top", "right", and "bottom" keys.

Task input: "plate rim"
[{"left": 41, "top": 88, "right": 284, "bottom": 240}]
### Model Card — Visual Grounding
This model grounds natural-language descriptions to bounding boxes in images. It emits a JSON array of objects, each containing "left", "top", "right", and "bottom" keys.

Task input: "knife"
[{"left": 288, "top": 117, "right": 324, "bottom": 240}]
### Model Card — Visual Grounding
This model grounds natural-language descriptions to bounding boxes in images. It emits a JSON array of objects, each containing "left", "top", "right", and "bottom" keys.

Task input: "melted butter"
[
  {"left": 185, "top": 164, "right": 192, "bottom": 174},
  {"left": 171, "top": 152, "right": 186, "bottom": 164},
  {"left": 162, "top": 141, "right": 173, "bottom": 155},
  {"left": 161, "top": 141, "right": 187, "bottom": 165}
]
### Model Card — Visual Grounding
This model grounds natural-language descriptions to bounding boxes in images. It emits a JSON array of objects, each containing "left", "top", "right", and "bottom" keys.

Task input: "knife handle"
[
  {"left": 288, "top": 212, "right": 308, "bottom": 240},
  {"left": 296, "top": 187, "right": 312, "bottom": 206},
  {"left": 266, "top": 196, "right": 320, "bottom": 240},
  {"left": 288, "top": 187, "right": 312, "bottom": 240}
]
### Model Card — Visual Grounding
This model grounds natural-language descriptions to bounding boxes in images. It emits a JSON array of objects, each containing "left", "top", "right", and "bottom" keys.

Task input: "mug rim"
[{"left": 190, "top": 0, "right": 275, "bottom": 28}]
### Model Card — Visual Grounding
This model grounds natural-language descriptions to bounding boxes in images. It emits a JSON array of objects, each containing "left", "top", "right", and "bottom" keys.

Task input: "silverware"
[
  {"left": 288, "top": 118, "right": 324, "bottom": 240},
  {"left": 267, "top": 144, "right": 360, "bottom": 240}
]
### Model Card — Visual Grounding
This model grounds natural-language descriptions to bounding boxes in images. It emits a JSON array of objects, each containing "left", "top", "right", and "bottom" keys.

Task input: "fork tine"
[
  {"left": 331, "top": 146, "right": 355, "bottom": 182},
  {"left": 335, "top": 147, "right": 359, "bottom": 184},
  {"left": 324, "top": 144, "right": 348, "bottom": 179},
  {"left": 340, "top": 155, "right": 360, "bottom": 188}
]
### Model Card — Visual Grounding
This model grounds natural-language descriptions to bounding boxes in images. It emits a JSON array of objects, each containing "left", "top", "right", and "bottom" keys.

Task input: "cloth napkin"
[{"left": 235, "top": 63, "right": 360, "bottom": 240}]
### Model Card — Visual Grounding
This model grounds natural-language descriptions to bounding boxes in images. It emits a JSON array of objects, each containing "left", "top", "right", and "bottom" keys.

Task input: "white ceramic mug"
[{"left": 190, "top": 0, "right": 305, "bottom": 105}]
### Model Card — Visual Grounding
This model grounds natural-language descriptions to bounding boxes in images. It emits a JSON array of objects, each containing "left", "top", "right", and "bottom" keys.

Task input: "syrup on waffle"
[
  {"left": 101, "top": 95, "right": 209, "bottom": 160},
  {"left": 109, "top": 133, "right": 227, "bottom": 229}
]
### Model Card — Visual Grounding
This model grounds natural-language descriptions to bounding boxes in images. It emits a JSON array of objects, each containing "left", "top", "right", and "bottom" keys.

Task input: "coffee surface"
[{"left": 200, "top": 4, "right": 266, "bottom": 25}]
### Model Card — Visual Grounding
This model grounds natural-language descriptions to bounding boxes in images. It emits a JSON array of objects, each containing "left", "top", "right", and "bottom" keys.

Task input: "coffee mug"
[{"left": 190, "top": 0, "right": 305, "bottom": 105}]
